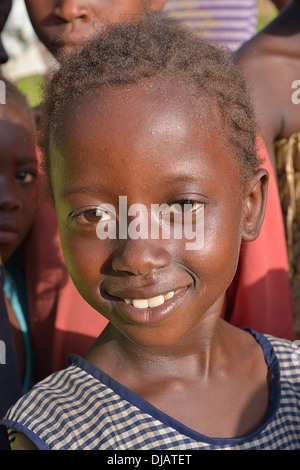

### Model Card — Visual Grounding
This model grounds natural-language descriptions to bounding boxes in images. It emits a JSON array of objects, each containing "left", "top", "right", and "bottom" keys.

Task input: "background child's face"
[
  {"left": 25, "top": 0, "right": 167, "bottom": 58},
  {"left": 50, "top": 80, "right": 256, "bottom": 348},
  {"left": 0, "top": 0, "right": 12, "bottom": 64},
  {"left": 0, "top": 105, "right": 38, "bottom": 263}
]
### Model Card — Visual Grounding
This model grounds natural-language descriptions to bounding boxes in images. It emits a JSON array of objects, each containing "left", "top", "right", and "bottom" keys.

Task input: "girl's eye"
[
  {"left": 71, "top": 207, "right": 112, "bottom": 225},
  {"left": 16, "top": 170, "right": 37, "bottom": 184},
  {"left": 162, "top": 200, "right": 203, "bottom": 216},
  {"left": 169, "top": 200, "right": 202, "bottom": 213}
]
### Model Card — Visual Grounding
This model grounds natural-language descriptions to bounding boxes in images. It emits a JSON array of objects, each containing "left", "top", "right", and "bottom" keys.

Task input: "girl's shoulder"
[
  {"left": 263, "top": 333, "right": 300, "bottom": 382},
  {"left": 0, "top": 364, "right": 87, "bottom": 450}
]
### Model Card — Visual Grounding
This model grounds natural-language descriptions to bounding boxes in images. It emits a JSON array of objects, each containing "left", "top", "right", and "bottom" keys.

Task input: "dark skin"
[
  {"left": 236, "top": 0, "right": 300, "bottom": 169},
  {"left": 24, "top": 0, "right": 289, "bottom": 60},
  {"left": 0, "top": 103, "right": 38, "bottom": 389},
  {"left": 12, "top": 79, "right": 269, "bottom": 449},
  {"left": 0, "top": 106, "right": 38, "bottom": 264},
  {"left": 25, "top": 0, "right": 167, "bottom": 58},
  {"left": 0, "top": 0, "right": 12, "bottom": 64}
]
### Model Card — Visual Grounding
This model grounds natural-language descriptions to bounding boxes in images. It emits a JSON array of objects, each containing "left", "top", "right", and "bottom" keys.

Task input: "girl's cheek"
[{"left": 62, "top": 232, "right": 112, "bottom": 278}]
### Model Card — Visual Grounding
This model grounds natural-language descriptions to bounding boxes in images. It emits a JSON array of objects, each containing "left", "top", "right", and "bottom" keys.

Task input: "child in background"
[
  {"left": 2, "top": 17, "right": 299, "bottom": 450},
  {"left": 0, "top": 0, "right": 19, "bottom": 450},
  {"left": 0, "top": 77, "right": 38, "bottom": 448},
  {"left": 24, "top": 0, "right": 167, "bottom": 59},
  {"left": 0, "top": 78, "right": 38, "bottom": 389}
]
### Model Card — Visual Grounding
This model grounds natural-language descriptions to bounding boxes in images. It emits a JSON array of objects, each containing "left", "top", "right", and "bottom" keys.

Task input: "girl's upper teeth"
[{"left": 124, "top": 291, "right": 175, "bottom": 308}]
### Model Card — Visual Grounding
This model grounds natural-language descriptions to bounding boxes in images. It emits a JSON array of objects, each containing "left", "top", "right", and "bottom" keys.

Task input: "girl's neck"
[{"left": 86, "top": 311, "right": 230, "bottom": 383}]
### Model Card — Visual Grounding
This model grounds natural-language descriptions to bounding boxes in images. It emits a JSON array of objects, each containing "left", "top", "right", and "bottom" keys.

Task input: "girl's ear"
[
  {"left": 149, "top": 0, "right": 168, "bottom": 12},
  {"left": 242, "top": 168, "right": 269, "bottom": 242}
]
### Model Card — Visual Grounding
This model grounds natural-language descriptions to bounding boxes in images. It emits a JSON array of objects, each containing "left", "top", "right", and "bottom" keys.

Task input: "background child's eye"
[{"left": 15, "top": 170, "right": 36, "bottom": 184}]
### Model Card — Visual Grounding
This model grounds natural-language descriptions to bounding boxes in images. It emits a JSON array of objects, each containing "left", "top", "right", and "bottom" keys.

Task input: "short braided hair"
[{"left": 40, "top": 15, "right": 261, "bottom": 196}]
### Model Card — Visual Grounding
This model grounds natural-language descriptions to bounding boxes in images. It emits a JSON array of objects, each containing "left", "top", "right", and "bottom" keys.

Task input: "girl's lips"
[
  {"left": 103, "top": 287, "right": 188, "bottom": 325},
  {"left": 123, "top": 290, "right": 175, "bottom": 308}
]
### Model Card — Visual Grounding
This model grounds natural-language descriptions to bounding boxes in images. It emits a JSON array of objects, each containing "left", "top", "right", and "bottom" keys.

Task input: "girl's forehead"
[
  {"left": 57, "top": 79, "right": 216, "bottom": 145},
  {"left": 53, "top": 79, "right": 232, "bottom": 182},
  {"left": 50, "top": 80, "right": 241, "bottom": 198}
]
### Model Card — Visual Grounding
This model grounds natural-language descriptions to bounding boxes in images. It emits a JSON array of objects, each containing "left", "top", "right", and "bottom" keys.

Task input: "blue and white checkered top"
[{"left": 1, "top": 330, "right": 300, "bottom": 449}]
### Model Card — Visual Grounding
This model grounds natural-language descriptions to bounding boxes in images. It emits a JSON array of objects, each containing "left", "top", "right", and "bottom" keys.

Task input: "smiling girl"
[{"left": 2, "top": 17, "right": 299, "bottom": 450}]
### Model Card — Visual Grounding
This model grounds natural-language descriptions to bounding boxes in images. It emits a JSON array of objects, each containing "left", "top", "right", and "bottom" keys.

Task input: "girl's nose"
[
  {"left": 53, "top": 0, "right": 91, "bottom": 22},
  {"left": 111, "top": 239, "right": 171, "bottom": 276}
]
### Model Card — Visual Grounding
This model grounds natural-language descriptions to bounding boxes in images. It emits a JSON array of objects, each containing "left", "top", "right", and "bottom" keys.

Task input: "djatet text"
[{"left": 107, "top": 454, "right": 192, "bottom": 467}]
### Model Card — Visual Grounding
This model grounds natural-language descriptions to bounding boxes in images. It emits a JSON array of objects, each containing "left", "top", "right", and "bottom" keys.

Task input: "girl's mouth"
[
  {"left": 103, "top": 287, "right": 188, "bottom": 325},
  {"left": 123, "top": 290, "right": 175, "bottom": 308}
]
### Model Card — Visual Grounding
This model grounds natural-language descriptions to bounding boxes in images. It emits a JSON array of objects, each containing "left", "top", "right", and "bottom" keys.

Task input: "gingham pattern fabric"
[{"left": 1, "top": 331, "right": 300, "bottom": 450}]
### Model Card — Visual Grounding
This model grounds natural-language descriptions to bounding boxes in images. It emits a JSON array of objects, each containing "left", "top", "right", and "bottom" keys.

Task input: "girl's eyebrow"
[
  {"left": 63, "top": 177, "right": 197, "bottom": 196},
  {"left": 62, "top": 175, "right": 210, "bottom": 197},
  {"left": 62, "top": 184, "right": 106, "bottom": 197},
  {"left": 162, "top": 174, "right": 212, "bottom": 185},
  {"left": 163, "top": 175, "right": 197, "bottom": 184}
]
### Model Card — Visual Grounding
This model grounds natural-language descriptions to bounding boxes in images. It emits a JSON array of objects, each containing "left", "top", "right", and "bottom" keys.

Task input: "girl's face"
[
  {"left": 25, "top": 0, "right": 167, "bottom": 58},
  {"left": 0, "top": 105, "right": 38, "bottom": 262},
  {"left": 51, "top": 80, "right": 265, "bottom": 348}
]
